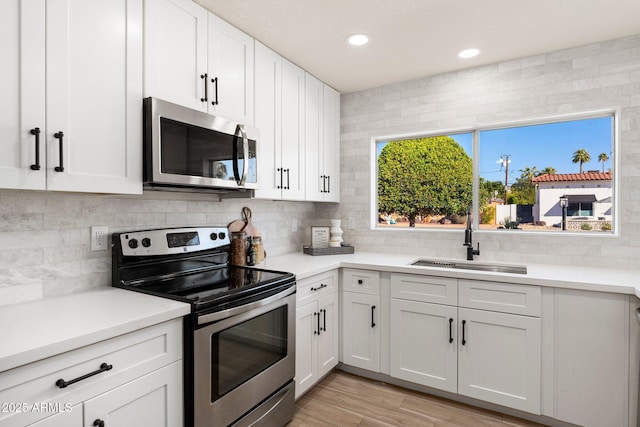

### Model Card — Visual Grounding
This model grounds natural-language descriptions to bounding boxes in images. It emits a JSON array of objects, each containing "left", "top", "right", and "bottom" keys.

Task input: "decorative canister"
[
  {"left": 252, "top": 236, "right": 265, "bottom": 264},
  {"left": 230, "top": 231, "right": 247, "bottom": 266}
]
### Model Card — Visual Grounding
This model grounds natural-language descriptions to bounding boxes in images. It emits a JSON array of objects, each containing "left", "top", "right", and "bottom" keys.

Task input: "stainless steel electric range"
[{"left": 112, "top": 226, "right": 296, "bottom": 427}]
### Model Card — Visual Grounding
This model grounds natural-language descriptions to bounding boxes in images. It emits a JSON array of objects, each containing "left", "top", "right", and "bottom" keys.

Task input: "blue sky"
[{"left": 377, "top": 116, "right": 613, "bottom": 185}]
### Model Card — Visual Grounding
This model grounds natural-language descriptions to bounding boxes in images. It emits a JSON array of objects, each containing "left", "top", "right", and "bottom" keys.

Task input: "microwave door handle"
[{"left": 235, "top": 124, "right": 249, "bottom": 186}]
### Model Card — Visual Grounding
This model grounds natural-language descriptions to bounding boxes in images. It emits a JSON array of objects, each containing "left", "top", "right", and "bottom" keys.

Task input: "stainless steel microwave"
[{"left": 143, "top": 97, "right": 258, "bottom": 192}]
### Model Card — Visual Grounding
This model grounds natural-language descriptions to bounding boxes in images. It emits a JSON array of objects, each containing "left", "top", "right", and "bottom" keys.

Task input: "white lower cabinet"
[
  {"left": 389, "top": 274, "right": 541, "bottom": 415},
  {"left": 548, "top": 289, "right": 631, "bottom": 427},
  {"left": 390, "top": 299, "right": 458, "bottom": 393},
  {"left": 295, "top": 270, "right": 339, "bottom": 398},
  {"left": 457, "top": 307, "right": 540, "bottom": 414},
  {"left": 341, "top": 270, "right": 381, "bottom": 372},
  {"left": 27, "top": 406, "right": 82, "bottom": 427},
  {"left": 83, "top": 361, "right": 182, "bottom": 427},
  {"left": 2, "top": 319, "right": 183, "bottom": 427}
]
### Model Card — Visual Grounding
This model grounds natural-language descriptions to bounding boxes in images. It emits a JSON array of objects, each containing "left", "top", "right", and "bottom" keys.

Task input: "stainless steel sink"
[{"left": 410, "top": 258, "right": 527, "bottom": 274}]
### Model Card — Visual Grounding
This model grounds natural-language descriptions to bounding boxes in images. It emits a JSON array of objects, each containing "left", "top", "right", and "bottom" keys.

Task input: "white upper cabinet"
[
  {"left": 208, "top": 13, "right": 254, "bottom": 125},
  {"left": 1, "top": 0, "right": 143, "bottom": 194},
  {"left": 304, "top": 74, "right": 340, "bottom": 202},
  {"left": 144, "top": 0, "right": 207, "bottom": 112},
  {"left": 145, "top": 0, "right": 254, "bottom": 125},
  {"left": 254, "top": 41, "right": 305, "bottom": 200},
  {"left": 0, "top": 0, "right": 45, "bottom": 190}
]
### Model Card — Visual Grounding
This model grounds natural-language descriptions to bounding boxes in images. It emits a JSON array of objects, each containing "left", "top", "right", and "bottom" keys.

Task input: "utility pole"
[{"left": 498, "top": 155, "right": 511, "bottom": 204}]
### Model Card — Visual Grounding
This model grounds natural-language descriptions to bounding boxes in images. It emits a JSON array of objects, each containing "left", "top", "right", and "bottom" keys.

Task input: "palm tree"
[
  {"left": 572, "top": 149, "right": 591, "bottom": 173},
  {"left": 598, "top": 152, "right": 609, "bottom": 172},
  {"left": 520, "top": 166, "right": 538, "bottom": 183},
  {"left": 539, "top": 166, "right": 556, "bottom": 175}
]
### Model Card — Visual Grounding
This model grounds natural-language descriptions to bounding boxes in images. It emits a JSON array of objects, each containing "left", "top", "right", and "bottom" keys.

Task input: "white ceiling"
[{"left": 195, "top": 0, "right": 640, "bottom": 94}]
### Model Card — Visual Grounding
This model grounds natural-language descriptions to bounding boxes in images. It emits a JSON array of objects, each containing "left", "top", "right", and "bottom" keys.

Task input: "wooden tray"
[{"left": 303, "top": 245, "right": 355, "bottom": 256}]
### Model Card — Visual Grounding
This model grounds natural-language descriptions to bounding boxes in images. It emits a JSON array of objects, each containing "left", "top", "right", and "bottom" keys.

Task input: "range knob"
[
  {"left": 128, "top": 239, "right": 139, "bottom": 249},
  {"left": 210, "top": 233, "right": 218, "bottom": 240},
  {"left": 218, "top": 232, "right": 226, "bottom": 240},
  {"left": 141, "top": 237, "right": 151, "bottom": 247}
]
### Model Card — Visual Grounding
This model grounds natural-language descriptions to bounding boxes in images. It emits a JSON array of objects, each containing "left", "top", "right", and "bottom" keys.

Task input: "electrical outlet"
[
  {"left": 91, "top": 226, "right": 109, "bottom": 251},
  {"left": 291, "top": 219, "right": 298, "bottom": 232}
]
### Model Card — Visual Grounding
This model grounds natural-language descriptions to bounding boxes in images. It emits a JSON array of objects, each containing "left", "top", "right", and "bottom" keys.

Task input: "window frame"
[{"left": 370, "top": 109, "right": 619, "bottom": 237}]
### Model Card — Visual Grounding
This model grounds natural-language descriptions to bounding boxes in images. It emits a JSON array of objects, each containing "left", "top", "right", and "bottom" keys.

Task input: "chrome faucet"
[{"left": 463, "top": 211, "right": 480, "bottom": 261}]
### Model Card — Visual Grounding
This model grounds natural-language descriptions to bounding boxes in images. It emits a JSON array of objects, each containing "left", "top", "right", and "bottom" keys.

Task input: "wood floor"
[{"left": 290, "top": 371, "right": 549, "bottom": 427}]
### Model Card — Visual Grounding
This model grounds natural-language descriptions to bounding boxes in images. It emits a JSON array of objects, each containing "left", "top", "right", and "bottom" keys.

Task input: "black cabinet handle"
[
  {"left": 29, "top": 128, "right": 41, "bottom": 170},
  {"left": 211, "top": 77, "right": 219, "bottom": 105},
  {"left": 285, "top": 168, "right": 290, "bottom": 189},
  {"left": 56, "top": 362, "right": 112, "bottom": 389},
  {"left": 321, "top": 308, "right": 327, "bottom": 332},
  {"left": 313, "top": 312, "right": 319, "bottom": 335},
  {"left": 93, "top": 420, "right": 105, "bottom": 427},
  {"left": 371, "top": 305, "right": 376, "bottom": 328},
  {"left": 54, "top": 131, "right": 64, "bottom": 172},
  {"left": 321, "top": 175, "right": 326, "bottom": 193},
  {"left": 461, "top": 320, "right": 467, "bottom": 345},
  {"left": 310, "top": 283, "right": 327, "bottom": 292},
  {"left": 327, "top": 175, "right": 331, "bottom": 193},
  {"left": 357, "top": 279, "right": 363, "bottom": 285},
  {"left": 200, "top": 73, "right": 208, "bottom": 102},
  {"left": 276, "top": 167, "right": 282, "bottom": 189},
  {"left": 449, "top": 318, "right": 454, "bottom": 343}
]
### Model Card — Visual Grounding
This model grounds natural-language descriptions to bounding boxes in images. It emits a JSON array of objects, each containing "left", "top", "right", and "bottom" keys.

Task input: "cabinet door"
[
  {"left": 342, "top": 292, "right": 380, "bottom": 372},
  {"left": 317, "top": 292, "right": 339, "bottom": 378},
  {"left": 46, "top": 0, "right": 143, "bottom": 194},
  {"left": 0, "top": 0, "right": 46, "bottom": 190},
  {"left": 304, "top": 73, "right": 324, "bottom": 201},
  {"left": 28, "top": 405, "right": 82, "bottom": 426},
  {"left": 322, "top": 84, "right": 340, "bottom": 202},
  {"left": 144, "top": 0, "right": 207, "bottom": 111},
  {"left": 390, "top": 299, "right": 457, "bottom": 393},
  {"left": 279, "top": 59, "right": 306, "bottom": 200},
  {"left": 551, "top": 290, "right": 629, "bottom": 427},
  {"left": 253, "top": 41, "right": 283, "bottom": 200},
  {"left": 208, "top": 13, "right": 254, "bottom": 125},
  {"left": 84, "top": 361, "right": 183, "bottom": 427},
  {"left": 458, "top": 308, "right": 541, "bottom": 414},
  {"left": 295, "top": 301, "right": 319, "bottom": 399}
]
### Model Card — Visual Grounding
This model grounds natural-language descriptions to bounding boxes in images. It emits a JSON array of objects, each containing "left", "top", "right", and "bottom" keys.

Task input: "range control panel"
[{"left": 118, "top": 227, "right": 230, "bottom": 257}]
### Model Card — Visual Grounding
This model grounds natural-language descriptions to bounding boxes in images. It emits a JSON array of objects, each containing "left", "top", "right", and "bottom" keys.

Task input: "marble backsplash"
[{"left": 0, "top": 190, "right": 321, "bottom": 305}]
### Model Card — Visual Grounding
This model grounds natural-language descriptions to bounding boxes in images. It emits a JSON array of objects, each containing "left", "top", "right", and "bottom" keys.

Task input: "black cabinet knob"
[{"left": 93, "top": 419, "right": 105, "bottom": 427}]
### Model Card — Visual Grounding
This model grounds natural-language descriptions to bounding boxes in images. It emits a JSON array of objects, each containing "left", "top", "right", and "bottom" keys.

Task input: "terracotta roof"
[{"left": 532, "top": 172, "right": 612, "bottom": 183}]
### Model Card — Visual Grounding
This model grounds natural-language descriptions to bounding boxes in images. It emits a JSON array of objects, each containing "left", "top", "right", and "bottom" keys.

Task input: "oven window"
[{"left": 211, "top": 306, "right": 288, "bottom": 401}]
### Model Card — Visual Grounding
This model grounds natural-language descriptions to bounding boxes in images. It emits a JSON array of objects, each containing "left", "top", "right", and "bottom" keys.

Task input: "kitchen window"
[{"left": 373, "top": 113, "right": 615, "bottom": 234}]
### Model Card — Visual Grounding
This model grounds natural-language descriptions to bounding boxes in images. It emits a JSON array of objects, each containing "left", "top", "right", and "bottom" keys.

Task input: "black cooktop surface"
[{"left": 117, "top": 257, "right": 294, "bottom": 311}]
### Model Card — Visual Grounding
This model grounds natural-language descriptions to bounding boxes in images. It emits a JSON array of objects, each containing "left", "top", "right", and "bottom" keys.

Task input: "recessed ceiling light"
[
  {"left": 346, "top": 34, "right": 369, "bottom": 46},
  {"left": 458, "top": 48, "right": 480, "bottom": 59}
]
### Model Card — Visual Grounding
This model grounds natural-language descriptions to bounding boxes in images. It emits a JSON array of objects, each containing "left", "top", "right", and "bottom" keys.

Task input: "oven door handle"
[{"left": 197, "top": 284, "right": 295, "bottom": 325}]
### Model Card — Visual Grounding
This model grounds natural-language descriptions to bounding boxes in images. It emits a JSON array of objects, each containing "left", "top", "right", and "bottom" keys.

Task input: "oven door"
[{"left": 193, "top": 285, "right": 295, "bottom": 427}]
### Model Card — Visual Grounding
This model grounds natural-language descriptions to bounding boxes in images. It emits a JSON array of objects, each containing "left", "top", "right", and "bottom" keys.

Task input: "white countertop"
[
  {"left": 0, "top": 287, "right": 190, "bottom": 372},
  {"left": 261, "top": 251, "right": 640, "bottom": 297}
]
